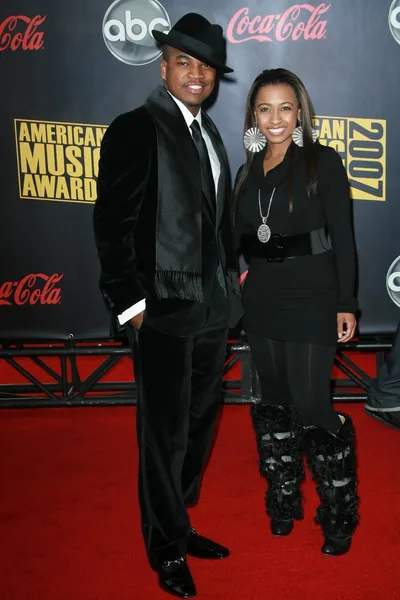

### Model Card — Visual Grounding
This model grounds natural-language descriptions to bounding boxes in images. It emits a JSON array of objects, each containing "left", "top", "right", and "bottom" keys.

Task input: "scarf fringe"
[{"left": 155, "top": 270, "right": 203, "bottom": 302}]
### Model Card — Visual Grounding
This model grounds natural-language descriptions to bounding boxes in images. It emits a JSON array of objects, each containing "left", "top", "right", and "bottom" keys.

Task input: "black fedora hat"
[{"left": 152, "top": 13, "right": 233, "bottom": 74}]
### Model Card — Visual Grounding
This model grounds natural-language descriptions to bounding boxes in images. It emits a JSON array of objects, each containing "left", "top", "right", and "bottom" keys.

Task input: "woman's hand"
[{"left": 337, "top": 313, "right": 356, "bottom": 343}]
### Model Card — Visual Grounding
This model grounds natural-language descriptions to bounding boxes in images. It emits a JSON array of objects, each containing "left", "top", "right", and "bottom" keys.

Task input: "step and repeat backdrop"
[{"left": 1, "top": 0, "right": 400, "bottom": 339}]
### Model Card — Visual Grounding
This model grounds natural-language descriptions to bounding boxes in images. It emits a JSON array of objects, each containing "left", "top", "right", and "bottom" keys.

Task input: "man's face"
[{"left": 161, "top": 47, "right": 217, "bottom": 115}]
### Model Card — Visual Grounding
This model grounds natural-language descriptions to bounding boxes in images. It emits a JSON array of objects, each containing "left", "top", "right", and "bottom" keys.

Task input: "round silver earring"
[
  {"left": 292, "top": 126, "right": 318, "bottom": 147},
  {"left": 243, "top": 122, "right": 267, "bottom": 153}
]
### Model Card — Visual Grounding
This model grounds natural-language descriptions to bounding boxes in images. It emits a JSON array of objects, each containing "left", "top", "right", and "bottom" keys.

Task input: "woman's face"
[{"left": 254, "top": 83, "right": 301, "bottom": 149}]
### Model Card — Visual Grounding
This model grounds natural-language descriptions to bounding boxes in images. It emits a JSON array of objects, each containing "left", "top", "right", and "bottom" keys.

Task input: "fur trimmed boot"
[
  {"left": 250, "top": 403, "right": 304, "bottom": 535},
  {"left": 304, "top": 414, "right": 359, "bottom": 555}
]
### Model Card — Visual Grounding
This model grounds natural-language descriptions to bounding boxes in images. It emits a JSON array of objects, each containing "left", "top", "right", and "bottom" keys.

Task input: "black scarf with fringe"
[{"left": 145, "top": 85, "right": 209, "bottom": 302}]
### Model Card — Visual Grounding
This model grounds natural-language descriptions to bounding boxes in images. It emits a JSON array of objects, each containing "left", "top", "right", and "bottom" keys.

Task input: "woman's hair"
[{"left": 234, "top": 68, "right": 319, "bottom": 211}]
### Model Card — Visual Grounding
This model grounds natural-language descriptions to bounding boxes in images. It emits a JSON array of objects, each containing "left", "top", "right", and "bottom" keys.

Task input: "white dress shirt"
[{"left": 118, "top": 90, "right": 221, "bottom": 326}]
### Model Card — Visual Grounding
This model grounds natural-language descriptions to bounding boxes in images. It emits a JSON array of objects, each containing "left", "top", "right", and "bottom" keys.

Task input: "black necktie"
[{"left": 190, "top": 120, "right": 216, "bottom": 206}]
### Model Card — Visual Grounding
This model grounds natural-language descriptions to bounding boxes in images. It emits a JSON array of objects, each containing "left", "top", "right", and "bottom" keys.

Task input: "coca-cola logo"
[
  {"left": 0, "top": 15, "right": 46, "bottom": 51},
  {"left": 389, "top": 0, "right": 400, "bottom": 46},
  {"left": 0, "top": 274, "right": 63, "bottom": 306},
  {"left": 227, "top": 3, "right": 330, "bottom": 43}
]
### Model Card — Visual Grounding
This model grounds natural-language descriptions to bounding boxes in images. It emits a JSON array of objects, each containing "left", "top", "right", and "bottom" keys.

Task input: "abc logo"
[
  {"left": 386, "top": 255, "right": 400, "bottom": 308},
  {"left": 103, "top": 0, "right": 170, "bottom": 66},
  {"left": 389, "top": 0, "right": 400, "bottom": 46}
]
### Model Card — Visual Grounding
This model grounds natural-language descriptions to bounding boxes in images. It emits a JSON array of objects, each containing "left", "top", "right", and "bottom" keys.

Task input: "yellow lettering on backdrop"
[
  {"left": 21, "top": 174, "right": 37, "bottom": 196},
  {"left": 96, "top": 128, "right": 107, "bottom": 146},
  {"left": 319, "top": 120, "right": 332, "bottom": 138},
  {"left": 73, "top": 127, "right": 84, "bottom": 146},
  {"left": 65, "top": 146, "right": 84, "bottom": 177},
  {"left": 18, "top": 122, "right": 31, "bottom": 142},
  {"left": 70, "top": 177, "right": 84, "bottom": 200},
  {"left": 55, "top": 125, "right": 67, "bottom": 145},
  {"left": 30, "top": 123, "right": 47, "bottom": 143},
  {"left": 46, "top": 145, "right": 65, "bottom": 176},
  {"left": 34, "top": 175, "right": 56, "bottom": 197},
  {"left": 55, "top": 177, "right": 70, "bottom": 199},
  {"left": 332, "top": 120, "right": 345, "bottom": 139},
  {"left": 84, "top": 128, "right": 96, "bottom": 147},
  {"left": 84, "top": 178, "right": 97, "bottom": 201},
  {"left": 46, "top": 124, "right": 56, "bottom": 143},
  {"left": 19, "top": 142, "right": 46, "bottom": 174}
]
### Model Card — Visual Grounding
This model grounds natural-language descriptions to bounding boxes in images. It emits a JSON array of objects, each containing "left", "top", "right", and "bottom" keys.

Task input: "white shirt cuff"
[{"left": 118, "top": 299, "right": 146, "bottom": 325}]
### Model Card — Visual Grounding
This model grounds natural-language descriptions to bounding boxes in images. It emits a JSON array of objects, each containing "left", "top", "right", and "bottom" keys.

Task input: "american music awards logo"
[
  {"left": 14, "top": 119, "right": 107, "bottom": 203},
  {"left": 314, "top": 116, "right": 386, "bottom": 202}
]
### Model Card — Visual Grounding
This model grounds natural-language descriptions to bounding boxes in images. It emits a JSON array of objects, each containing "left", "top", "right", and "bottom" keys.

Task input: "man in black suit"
[{"left": 93, "top": 13, "right": 241, "bottom": 598}]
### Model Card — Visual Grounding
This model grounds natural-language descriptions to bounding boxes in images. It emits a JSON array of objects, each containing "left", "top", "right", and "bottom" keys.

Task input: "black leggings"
[{"left": 247, "top": 335, "right": 341, "bottom": 433}]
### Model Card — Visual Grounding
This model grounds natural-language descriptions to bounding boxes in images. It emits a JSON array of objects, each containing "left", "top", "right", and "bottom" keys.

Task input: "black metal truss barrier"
[{"left": 0, "top": 335, "right": 393, "bottom": 408}]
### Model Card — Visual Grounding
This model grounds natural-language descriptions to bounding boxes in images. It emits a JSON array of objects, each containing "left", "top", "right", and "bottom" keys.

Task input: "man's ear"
[{"left": 160, "top": 60, "right": 167, "bottom": 81}]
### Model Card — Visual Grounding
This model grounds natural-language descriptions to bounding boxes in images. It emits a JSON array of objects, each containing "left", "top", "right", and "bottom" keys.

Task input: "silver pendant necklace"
[{"left": 257, "top": 187, "right": 276, "bottom": 243}]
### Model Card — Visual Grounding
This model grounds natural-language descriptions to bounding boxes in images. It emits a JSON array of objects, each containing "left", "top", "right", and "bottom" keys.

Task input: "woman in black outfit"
[{"left": 234, "top": 69, "right": 359, "bottom": 556}]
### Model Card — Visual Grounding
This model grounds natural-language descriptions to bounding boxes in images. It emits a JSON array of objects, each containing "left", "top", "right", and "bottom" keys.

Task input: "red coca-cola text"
[
  {"left": 0, "top": 15, "right": 46, "bottom": 51},
  {"left": 227, "top": 3, "right": 330, "bottom": 44},
  {"left": 0, "top": 273, "right": 63, "bottom": 306}
]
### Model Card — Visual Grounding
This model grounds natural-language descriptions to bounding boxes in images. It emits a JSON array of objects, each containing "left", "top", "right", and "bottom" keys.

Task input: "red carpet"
[{"left": 1, "top": 404, "right": 399, "bottom": 600}]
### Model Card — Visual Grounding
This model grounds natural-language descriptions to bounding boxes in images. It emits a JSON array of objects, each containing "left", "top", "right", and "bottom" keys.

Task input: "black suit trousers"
[{"left": 127, "top": 282, "right": 228, "bottom": 570}]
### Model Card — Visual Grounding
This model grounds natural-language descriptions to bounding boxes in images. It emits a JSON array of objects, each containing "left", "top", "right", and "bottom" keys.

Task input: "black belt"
[{"left": 241, "top": 229, "right": 330, "bottom": 262}]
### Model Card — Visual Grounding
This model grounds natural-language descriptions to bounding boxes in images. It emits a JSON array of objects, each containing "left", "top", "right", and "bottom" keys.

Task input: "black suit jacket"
[{"left": 93, "top": 88, "right": 242, "bottom": 336}]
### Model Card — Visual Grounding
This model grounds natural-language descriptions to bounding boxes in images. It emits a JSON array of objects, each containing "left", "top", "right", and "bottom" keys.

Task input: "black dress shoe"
[
  {"left": 158, "top": 557, "right": 196, "bottom": 598},
  {"left": 270, "top": 518, "right": 294, "bottom": 536},
  {"left": 187, "top": 529, "right": 230, "bottom": 559},
  {"left": 322, "top": 537, "right": 352, "bottom": 556}
]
